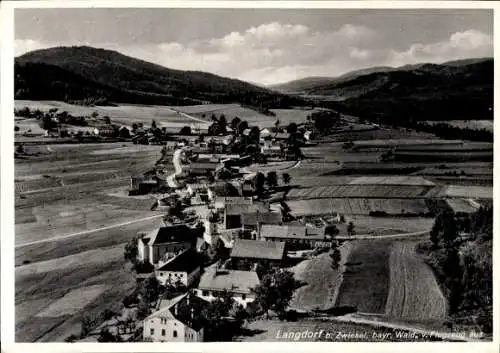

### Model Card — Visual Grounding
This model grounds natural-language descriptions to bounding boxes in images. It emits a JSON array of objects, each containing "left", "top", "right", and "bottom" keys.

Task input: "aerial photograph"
[{"left": 13, "top": 7, "right": 493, "bottom": 343}]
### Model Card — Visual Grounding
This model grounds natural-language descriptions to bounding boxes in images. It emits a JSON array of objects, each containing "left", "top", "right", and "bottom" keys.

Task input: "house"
[
  {"left": 259, "top": 224, "right": 328, "bottom": 249},
  {"left": 186, "top": 183, "right": 211, "bottom": 202},
  {"left": 130, "top": 175, "right": 158, "bottom": 194},
  {"left": 155, "top": 248, "right": 202, "bottom": 287},
  {"left": 241, "top": 210, "right": 283, "bottom": 235},
  {"left": 224, "top": 202, "right": 270, "bottom": 229},
  {"left": 143, "top": 292, "right": 207, "bottom": 342},
  {"left": 137, "top": 223, "right": 198, "bottom": 266},
  {"left": 230, "top": 239, "right": 286, "bottom": 269},
  {"left": 184, "top": 162, "right": 218, "bottom": 176},
  {"left": 195, "top": 267, "right": 260, "bottom": 308},
  {"left": 94, "top": 125, "right": 117, "bottom": 137},
  {"left": 260, "top": 128, "right": 272, "bottom": 138},
  {"left": 214, "top": 196, "right": 253, "bottom": 211}
]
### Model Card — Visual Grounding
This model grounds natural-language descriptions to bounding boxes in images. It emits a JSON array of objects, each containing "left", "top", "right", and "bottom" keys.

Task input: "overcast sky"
[{"left": 15, "top": 8, "right": 493, "bottom": 85}]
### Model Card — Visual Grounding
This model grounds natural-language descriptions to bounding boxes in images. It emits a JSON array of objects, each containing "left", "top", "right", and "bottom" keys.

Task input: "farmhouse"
[
  {"left": 186, "top": 183, "right": 212, "bottom": 203},
  {"left": 230, "top": 239, "right": 286, "bottom": 269},
  {"left": 94, "top": 125, "right": 117, "bottom": 137},
  {"left": 184, "top": 162, "right": 218, "bottom": 176},
  {"left": 143, "top": 293, "right": 207, "bottom": 342},
  {"left": 155, "top": 248, "right": 201, "bottom": 287},
  {"left": 195, "top": 267, "right": 260, "bottom": 308},
  {"left": 241, "top": 210, "right": 283, "bottom": 235},
  {"left": 223, "top": 202, "right": 270, "bottom": 229},
  {"left": 214, "top": 196, "right": 253, "bottom": 211},
  {"left": 137, "top": 223, "right": 198, "bottom": 266},
  {"left": 259, "top": 224, "right": 328, "bottom": 249}
]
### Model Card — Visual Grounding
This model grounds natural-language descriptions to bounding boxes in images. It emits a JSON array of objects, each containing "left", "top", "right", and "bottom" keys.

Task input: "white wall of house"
[
  {"left": 149, "top": 243, "right": 190, "bottom": 265},
  {"left": 203, "top": 220, "right": 218, "bottom": 246},
  {"left": 137, "top": 239, "right": 149, "bottom": 262},
  {"left": 195, "top": 289, "right": 255, "bottom": 308},
  {"left": 155, "top": 267, "right": 200, "bottom": 287},
  {"left": 143, "top": 317, "right": 203, "bottom": 342}
]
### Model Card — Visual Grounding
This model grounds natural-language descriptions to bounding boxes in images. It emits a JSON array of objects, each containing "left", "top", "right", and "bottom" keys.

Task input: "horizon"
[
  {"left": 15, "top": 8, "right": 493, "bottom": 85},
  {"left": 15, "top": 44, "right": 492, "bottom": 87}
]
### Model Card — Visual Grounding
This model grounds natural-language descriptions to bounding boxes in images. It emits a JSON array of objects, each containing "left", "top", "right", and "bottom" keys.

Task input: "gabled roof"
[
  {"left": 241, "top": 211, "right": 282, "bottom": 226},
  {"left": 149, "top": 292, "right": 208, "bottom": 331},
  {"left": 260, "top": 224, "right": 323, "bottom": 240},
  {"left": 146, "top": 224, "right": 194, "bottom": 245},
  {"left": 230, "top": 239, "right": 286, "bottom": 261},
  {"left": 198, "top": 267, "right": 260, "bottom": 295},
  {"left": 156, "top": 248, "right": 201, "bottom": 273},
  {"left": 225, "top": 203, "right": 269, "bottom": 216}
]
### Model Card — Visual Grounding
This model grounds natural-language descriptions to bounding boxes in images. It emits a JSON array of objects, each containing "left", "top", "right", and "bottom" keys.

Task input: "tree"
[
  {"left": 124, "top": 236, "right": 139, "bottom": 264},
  {"left": 254, "top": 172, "right": 266, "bottom": 196},
  {"left": 179, "top": 126, "right": 192, "bottom": 135},
  {"left": 431, "top": 210, "right": 458, "bottom": 248},
  {"left": 91, "top": 111, "right": 99, "bottom": 118},
  {"left": 237, "top": 120, "right": 249, "bottom": 136},
  {"left": 104, "top": 116, "right": 111, "bottom": 124},
  {"left": 347, "top": 222, "right": 355, "bottom": 237},
  {"left": 231, "top": 117, "right": 241, "bottom": 133},
  {"left": 249, "top": 126, "right": 260, "bottom": 144},
  {"left": 14, "top": 125, "right": 20, "bottom": 132},
  {"left": 16, "top": 143, "right": 25, "bottom": 154},
  {"left": 202, "top": 289, "right": 235, "bottom": 340},
  {"left": 119, "top": 127, "right": 131, "bottom": 138},
  {"left": 324, "top": 225, "right": 339, "bottom": 238},
  {"left": 140, "top": 276, "right": 161, "bottom": 304},
  {"left": 132, "top": 123, "right": 138, "bottom": 132},
  {"left": 282, "top": 172, "right": 291, "bottom": 185},
  {"left": 330, "top": 246, "right": 341, "bottom": 269},
  {"left": 151, "top": 120, "right": 157, "bottom": 129},
  {"left": 98, "top": 328, "right": 122, "bottom": 342},
  {"left": 137, "top": 297, "right": 150, "bottom": 319},
  {"left": 266, "top": 171, "right": 278, "bottom": 188},
  {"left": 253, "top": 269, "right": 296, "bottom": 318},
  {"left": 286, "top": 122, "right": 298, "bottom": 134},
  {"left": 274, "top": 119, "right": 280, "bottom": 130}
]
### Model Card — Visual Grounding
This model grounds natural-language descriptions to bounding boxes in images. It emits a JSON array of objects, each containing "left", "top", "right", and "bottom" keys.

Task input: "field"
[
  {"left": 15, "top": 140, "right": 168, "bottom": 341},
  {"left": 348, "top": 176, "right": 435, "bottom": 186},
  {"left": 289, "top": 243, "right": 351, "bottom": 311},
  {"left": 385, "top": 241, "right": 447, "bottom": 324},
  {"left": 425, "top": 120, "right": 494, "bottom": 132},
  {"left": 286, "top": 198, "right": 429, "bottom": 217},
  {"left": 334, "top": 239, "right": 392, "bottom": 313},
  {"left": 438, "top": 185, "right": 493, "bottom": 199},
  {"left": 287, "top": 185, "right": 434, "bottom": 200}
]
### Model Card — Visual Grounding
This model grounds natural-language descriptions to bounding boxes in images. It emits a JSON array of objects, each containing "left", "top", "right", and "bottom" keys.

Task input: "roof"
[
  {"left": 146, "top": 224, "right": 194, "bottom": 245},
  {"left": 187, "top": 162, "right": 219, "bottom": 171},
  {"left": 216, "top": 196, "right": 253, "bottom": 205},
  {"left": 225, "top": 203, "right": 269, "bottom": 216},
  {"left": 230, "top": 239, "right": 286, "bottom": 260},
  {"left": 241, "top": 211, "right": 282, "bottom": 226},
  {"left": 156, "top": 248, "right": 201, "bottom": 273},
  {"left": 198, "top": 267, "right": 260, "bottom": 295},
  {"left": 186, "top": 183, "right": 208, "bottom": 190},
  {"left": 149, "top": 292, "right": 208, "bottom": 331},
  {"left": 260, "top": 224, "right": 324, "bottom": 240}
]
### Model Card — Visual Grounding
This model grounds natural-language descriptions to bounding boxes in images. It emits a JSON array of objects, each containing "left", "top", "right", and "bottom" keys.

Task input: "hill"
[
  {"left": 274, "top": 58, "right": 493, "bottom": 124},
  {"left": 15, "top": 46, "right": 304, "bottom": 107}
]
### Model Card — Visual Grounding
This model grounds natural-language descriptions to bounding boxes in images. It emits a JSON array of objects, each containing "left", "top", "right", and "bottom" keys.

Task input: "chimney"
[{"left": 174, "top": 303, "right": 178, "bottom": 316}]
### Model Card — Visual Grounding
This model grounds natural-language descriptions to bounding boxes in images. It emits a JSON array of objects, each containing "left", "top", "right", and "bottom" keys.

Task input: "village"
[{"left": 80, "top": 112, "right": 347, "bottom": 342}]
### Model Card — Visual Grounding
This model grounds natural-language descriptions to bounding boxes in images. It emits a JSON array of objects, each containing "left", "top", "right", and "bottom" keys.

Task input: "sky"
[{"left": 15, "top": 8, "right": 493, "bottom": 85}]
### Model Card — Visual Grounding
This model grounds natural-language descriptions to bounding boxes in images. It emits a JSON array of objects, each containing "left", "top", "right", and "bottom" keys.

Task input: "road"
[
  {"left": 166, "top": 147, "right": 186, "bottom": 188},
  {"left": 164, "top": 106, "right": 210, "bottom": 124}
]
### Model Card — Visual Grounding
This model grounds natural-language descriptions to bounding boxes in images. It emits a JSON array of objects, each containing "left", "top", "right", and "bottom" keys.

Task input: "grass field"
[
  {"left": 15, "top": 139, "right": 168, "bottom": 341},
  {"left": 348, "top": 176, "right": 435, "bottom": 186},
  {"left": 334, "top": 239, "right": 392, "bottom": 314},
  {"left": 287, "top": 198, "right": 429, "bottom": 217},
  {"left": 425, "top": 120, "right": 493, "bottom": 132},
  {"left": 385, "top": 241, "right": 447, "bottom": 324},
  {"left": 287, "top": 185, "right": 433, "bottom": 200}
]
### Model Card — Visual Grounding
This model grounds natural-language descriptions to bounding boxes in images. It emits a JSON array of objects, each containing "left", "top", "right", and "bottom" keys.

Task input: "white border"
[{"left": 1, "top": 1, "right": 499, "bottom": 353}]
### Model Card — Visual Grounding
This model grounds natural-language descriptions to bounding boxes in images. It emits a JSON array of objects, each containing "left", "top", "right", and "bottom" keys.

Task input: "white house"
[
  {"left": 195, "top": 267, "right": 260, "bottom": 308},
  {"left": 143, "top": 293, "right": 207, "bottom": 342},
  {"left": 137, "top": 223, "right": 196, "bottom": 266},
  {"left": 203, "top": 219, "right": 219, "bottom": 246},
  {"left": 155, "top": 248, "right": 201, "bottom": 287}
]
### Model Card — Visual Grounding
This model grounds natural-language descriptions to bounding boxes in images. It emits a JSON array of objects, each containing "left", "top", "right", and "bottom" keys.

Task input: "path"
[
  {"left": 335, "top": 230, "right": 429, "bottom": 241},
  {"left": 166, "top": 147, "right": 186, "bottom": 188},
  {"left": 164, "top": 107, "right": 210, "bottom": 124},
  {"left": 16, "top": 213, "right": 165, "bottom": 248}
]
